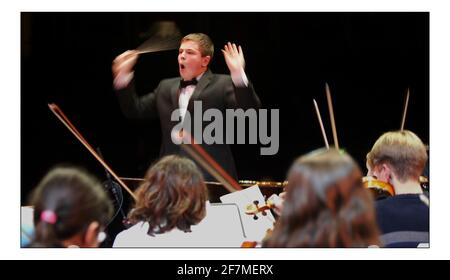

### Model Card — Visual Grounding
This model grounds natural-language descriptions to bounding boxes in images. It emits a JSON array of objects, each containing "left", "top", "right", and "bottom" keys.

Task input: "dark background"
[{"left": 21, "top": 12, "right": 429, "bottom": 205}]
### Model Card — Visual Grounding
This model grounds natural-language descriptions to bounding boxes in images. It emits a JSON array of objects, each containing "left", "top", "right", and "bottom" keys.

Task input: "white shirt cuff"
[
  {"left": 114, "top": 72, "right": 134, "bottom": 90},
  {"left": 230, "top": 67, "right": 249, "bottom": 87}
]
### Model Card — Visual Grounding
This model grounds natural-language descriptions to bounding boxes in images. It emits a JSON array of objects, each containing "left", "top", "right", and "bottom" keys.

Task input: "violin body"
[
  {"left": 362, "top": 176, "right": 430, "bottom": 200},
  {"left": 241, "top": 241, "right": 258, "bottom": 248},
  {"left": 362, "top": 176, "right": 395, "bottom": 199}
]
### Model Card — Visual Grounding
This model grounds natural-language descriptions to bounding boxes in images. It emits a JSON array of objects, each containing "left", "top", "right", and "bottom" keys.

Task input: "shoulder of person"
[
  {"left": 213, "top": 73, "right": 232, "bottom": 80},
  {"left": 159, "top": 77, "right": 181, "bottom": 86},
  {"left": 375, "top": 196, "right": 395, "bottom": 209},
  {"left": 210, "top": 73, "right": 234, "bottom": 85},
  {"left": 113, "top": 221, "right": 150, "bottom": 247}
]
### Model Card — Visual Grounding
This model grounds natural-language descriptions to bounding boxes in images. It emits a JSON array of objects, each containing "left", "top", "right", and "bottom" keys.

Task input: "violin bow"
[
  {"left": 135, "top": 33, "right": 181, "bottom": 55},
  {"left": 181, "top": 138, "right": 277, "bottom": 226},
  {"left": 48, "top": 103, "right": 137, "bottom": 201},
  {"left": 179, "top": 131, "right": 242, "bottom": 193},
  {"left": 313, "top": 99, "right": 330, "bottom": 150},
  {"left": 400, "top": 88, "right": 410, "bottom": 131},
  {"left": 325, "top": 83, "right": 340, "bottom": 150}
]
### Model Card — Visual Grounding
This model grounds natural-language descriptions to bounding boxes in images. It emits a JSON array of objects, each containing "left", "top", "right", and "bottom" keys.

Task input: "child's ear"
[{"left": 84, "top": 221, "right": 100, "bottom": 248}]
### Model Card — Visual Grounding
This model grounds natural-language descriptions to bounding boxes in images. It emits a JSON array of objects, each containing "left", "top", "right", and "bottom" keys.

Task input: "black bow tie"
[{"left": 179, "top": 79, "right": 198, "bottom": 88}]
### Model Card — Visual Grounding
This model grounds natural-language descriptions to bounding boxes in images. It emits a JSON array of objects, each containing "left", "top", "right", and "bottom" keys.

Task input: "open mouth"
[{"left": 180, "top": 64, "right": 185, "bottom": 69}]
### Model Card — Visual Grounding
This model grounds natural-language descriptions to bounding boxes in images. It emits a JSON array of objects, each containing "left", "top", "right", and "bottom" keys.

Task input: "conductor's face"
[{"left": 178, "top": 40, "right": 211, "bottom": 80}]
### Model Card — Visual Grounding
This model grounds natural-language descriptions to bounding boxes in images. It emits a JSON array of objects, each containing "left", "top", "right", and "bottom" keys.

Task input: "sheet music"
[{"left": 220, "top": 185, "right": 275, "bottom": 242}]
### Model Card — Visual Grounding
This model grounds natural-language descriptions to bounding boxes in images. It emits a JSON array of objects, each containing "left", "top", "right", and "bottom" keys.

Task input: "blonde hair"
[
  {"left": 181, "top": 33, "right": 214, "bottom": 58},
  {"left": 366, "top": 130, "right": 427, "bottom": 182}
]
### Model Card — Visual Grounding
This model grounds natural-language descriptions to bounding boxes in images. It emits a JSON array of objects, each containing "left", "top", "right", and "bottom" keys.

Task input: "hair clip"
[{"left": 40, "top": 210, "right": 57, "bottom": 224}]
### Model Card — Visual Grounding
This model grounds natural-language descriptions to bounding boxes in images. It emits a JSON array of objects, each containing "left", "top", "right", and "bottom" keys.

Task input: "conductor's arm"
[
  {"left": 113, "top": 50, "right": 158, "bottom": 120},
  {"left": 222, "top": 42, "right": 261, "bottom": 109}
]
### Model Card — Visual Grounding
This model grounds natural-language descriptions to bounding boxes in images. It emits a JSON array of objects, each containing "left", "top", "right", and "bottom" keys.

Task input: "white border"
[{"left": 2, "top": 0, "right": 449, "bottom": 260}]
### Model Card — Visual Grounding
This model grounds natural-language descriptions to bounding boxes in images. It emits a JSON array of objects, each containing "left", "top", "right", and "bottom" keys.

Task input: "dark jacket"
[{"left": 117, "top": 70, "right": 261, "bottom": 181}]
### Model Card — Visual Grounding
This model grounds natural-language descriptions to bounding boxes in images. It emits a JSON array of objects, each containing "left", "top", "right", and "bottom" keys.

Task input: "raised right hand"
[{"left": 112, "top": 50, "right": 139, "bottom": 90}]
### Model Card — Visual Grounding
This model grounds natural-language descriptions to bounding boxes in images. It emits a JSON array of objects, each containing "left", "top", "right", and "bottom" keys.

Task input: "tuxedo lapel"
[
  {"left": 170, "top": 81, "right": 180, "bottom": 109},
  {"left": 187, "top": 70, "right": 212, "bottom": 112}
]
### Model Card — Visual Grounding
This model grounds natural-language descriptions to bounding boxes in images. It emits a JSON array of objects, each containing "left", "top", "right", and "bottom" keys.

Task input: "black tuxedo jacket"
[{"left": 117, "top": 69, "right": 261, "bottom": 181}]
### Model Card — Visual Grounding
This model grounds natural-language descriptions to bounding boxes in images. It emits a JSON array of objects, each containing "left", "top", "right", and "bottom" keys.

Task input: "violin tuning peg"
[
  {"left": 262, "top": 211, "right": 267, "bottom": 216},
  {"left": 253, "top": 215, "right": 258, "bottom": 220},
  {"left": 253, "top": 200, "right": 259, "bottom": 205}
]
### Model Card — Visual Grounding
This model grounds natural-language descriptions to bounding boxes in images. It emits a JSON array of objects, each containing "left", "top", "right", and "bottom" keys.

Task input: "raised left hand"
[{"left": 222, "top": 42, "right": 245, "bottom": 73}]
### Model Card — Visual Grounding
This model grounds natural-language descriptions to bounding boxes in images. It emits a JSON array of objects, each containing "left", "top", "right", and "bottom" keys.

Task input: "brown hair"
[
  {"left": 29, "top": 167, "right": 113, "bottom": 247},
  {"left": 181, "top": 33, "right": 214, "bottom": 58},
  {"left": 366, "top": 130, "right": 427, "bottom": 182},
  {"left": 128, "top": 155, "right": 208, "bottom": 235},
  {"left": 264, "top": 148, "right": 380, "bottom": 247}
]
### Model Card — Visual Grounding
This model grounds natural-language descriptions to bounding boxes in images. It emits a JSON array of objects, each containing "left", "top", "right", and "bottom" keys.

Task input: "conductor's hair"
[{"left": 182, "top": 33, "right": 214, "bottom": 59}]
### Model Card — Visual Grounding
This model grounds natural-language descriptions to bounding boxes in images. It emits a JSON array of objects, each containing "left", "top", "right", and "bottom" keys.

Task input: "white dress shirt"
[{"left": 178, "top": 69, "right": 249, "bottom": 122}]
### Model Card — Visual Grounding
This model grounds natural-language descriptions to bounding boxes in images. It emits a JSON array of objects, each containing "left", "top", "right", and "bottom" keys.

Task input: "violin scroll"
[{"left": 245, "top": 200, "right": 274, "bottom": 220}]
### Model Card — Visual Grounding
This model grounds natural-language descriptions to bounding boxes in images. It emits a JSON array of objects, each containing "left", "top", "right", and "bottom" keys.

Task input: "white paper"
[{"left": 220, "top": 185, "right": 275, "bottom": 242}]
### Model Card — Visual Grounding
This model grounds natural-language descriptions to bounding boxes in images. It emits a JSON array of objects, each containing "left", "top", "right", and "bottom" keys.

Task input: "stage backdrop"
[{"left": 21, "top": 12, "right": 429, "bottom": 204}]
